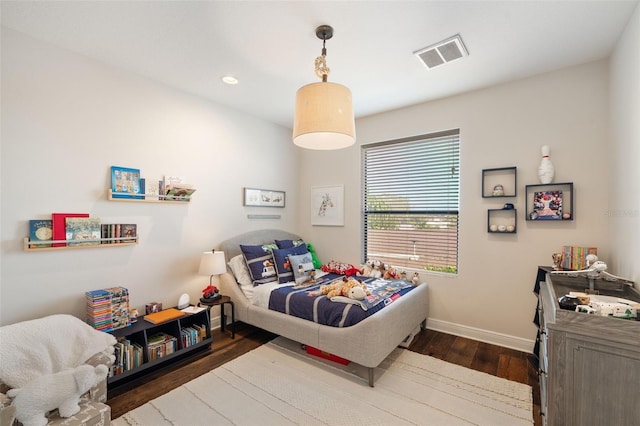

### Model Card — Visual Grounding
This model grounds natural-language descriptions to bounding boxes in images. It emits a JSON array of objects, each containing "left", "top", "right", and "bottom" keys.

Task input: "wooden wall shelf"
[
  {"left": 108, "top": 189, "right": 192, "bottom": 204},
  {"left": 24, "top": 237, "right": 138, "bottom": 251}
]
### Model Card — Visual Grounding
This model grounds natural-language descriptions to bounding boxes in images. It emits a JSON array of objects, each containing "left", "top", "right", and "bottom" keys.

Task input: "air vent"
[{"left": 414, "top": 34, "right": 468, "bottom": 69}]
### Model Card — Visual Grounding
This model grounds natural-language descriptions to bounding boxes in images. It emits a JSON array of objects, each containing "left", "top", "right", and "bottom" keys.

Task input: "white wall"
[
  {"left": 299, "top": 60, "right": 612, "bottom": 351},
  {"left": 0, "top": 28, "right": 298, "bottom": 325},
  {"left": 609, "top": 3, "right": 640, "bottom": 287}
]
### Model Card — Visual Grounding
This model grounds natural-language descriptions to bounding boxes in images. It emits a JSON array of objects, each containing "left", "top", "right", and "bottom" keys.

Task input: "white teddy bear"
[{"left": 8, "top": 364, "right": 108, "bottom": 426}]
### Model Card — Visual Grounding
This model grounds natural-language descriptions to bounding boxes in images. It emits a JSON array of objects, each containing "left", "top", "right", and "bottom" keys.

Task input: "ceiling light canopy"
[{"left": 293, "top": 25, "right": 355, "bottom": 150}]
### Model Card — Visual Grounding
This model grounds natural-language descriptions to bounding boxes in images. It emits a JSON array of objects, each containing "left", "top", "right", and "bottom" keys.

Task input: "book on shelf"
[
  {"left": 143, "top": 308, "right": 185, "bottom": 324},
  {"left": 66, "top": 217, "right": 101, "bottom": 246},
  {"left": 165, "top": 184, "right": 196, "bottom": 200},
  {"left": 100, "top": 223, "right": 137, "bottom": 244},
  {"left": 163, "top": 176, "right": 184, "bottom": 195},
  {"left": 146, "top": 332, "right": 177, "bottom": 361},
  {"left": 52, "top": 213, "right": 89, "bottom": 247},
  {"left": 111, "top": 166, "right": 142, "bottom": 199},
  {"left": 560, "top": 246, "right": 598, "bottom": 270},
  {"left": 28, "top": 219, "right": 53, "bottom": 248},
  {"left": 144, "top": 177, "right": 161, "bottom": 199}
]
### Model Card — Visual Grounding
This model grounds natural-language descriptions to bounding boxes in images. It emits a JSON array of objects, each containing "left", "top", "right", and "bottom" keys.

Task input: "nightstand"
[{"left": 198, "top": 295, "right": 235, "bottom": 338}]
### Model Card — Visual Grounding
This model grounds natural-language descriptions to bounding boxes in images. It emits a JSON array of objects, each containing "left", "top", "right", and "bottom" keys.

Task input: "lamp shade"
[
  {"left": 292, "top": 81, "right": 355, "bottom": 150},
  {"left": 198, "top": 251, "right": 226, "bottom": 276}
]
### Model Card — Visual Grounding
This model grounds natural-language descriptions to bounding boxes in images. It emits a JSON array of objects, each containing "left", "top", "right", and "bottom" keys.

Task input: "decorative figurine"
[
  {"left": 538, "top": 145, "right": 555, "bottom": 184},
  {"left": 552, "top": 252, "right": 563, "bottom": 270},
  {"left": 492, "top": 184, "right": 505, "bottom": 196}
]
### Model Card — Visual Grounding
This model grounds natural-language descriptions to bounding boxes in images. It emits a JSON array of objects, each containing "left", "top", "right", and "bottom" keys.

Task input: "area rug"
[{"left": 112, "top": 337, "right": 533, "bottom": 425}]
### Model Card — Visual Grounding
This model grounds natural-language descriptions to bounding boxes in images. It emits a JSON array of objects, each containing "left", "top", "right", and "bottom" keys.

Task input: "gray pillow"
[{"left": 289, "top": 252, "right": 315, "bottom": 284}]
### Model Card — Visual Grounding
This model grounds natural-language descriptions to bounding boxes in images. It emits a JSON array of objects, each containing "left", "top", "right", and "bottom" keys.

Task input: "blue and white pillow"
[
  {"left": 240, "top": 243, "right": 278, "bottom": 286},
  {"left": 272, "top": 245, "right": 309, "bottom": 284},
  {"left": 275, "top": 239, "right": 305, "bottom": 249},
  {"left": 289, "top": 252, "right": 315, "bottom": 284}
]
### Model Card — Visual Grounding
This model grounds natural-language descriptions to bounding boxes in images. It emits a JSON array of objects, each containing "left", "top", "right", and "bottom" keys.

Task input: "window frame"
[{"left": 361, "top": 129, "right": 460, "bottom": 275}]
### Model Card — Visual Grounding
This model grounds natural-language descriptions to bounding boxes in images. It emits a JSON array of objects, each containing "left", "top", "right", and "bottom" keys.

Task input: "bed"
[{"left": 217, "top": 229, "right": 429, "bottom": 386}]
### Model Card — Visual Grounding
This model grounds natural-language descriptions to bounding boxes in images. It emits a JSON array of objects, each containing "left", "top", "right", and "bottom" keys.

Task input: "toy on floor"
[{"left": 8, "top": 364, "right": 108, "bottom": 426}]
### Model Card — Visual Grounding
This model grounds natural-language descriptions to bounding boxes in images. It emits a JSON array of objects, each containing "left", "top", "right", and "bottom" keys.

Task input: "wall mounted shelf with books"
[
  {"left": 107, "top": 307, "right": 212, "bottom": 396},
  {"left": 108, "top": 190, "right": 193, "bottom": 204},
  {"left": 525, "top": 182, "right": 574, "bottom": 221},
  {"left": 23, "top": 236, "right": 138, "bottom": 251}
]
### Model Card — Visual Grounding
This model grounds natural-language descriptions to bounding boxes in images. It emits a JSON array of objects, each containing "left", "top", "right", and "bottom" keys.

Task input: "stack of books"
[
  {"left": 85, "top": 287, "right": 131, "bottom": 331},
  {"left": 147, "top": 332, "right": 178, "bottom": 361},
  {"left": 180, "top": 324, "right": 207, "bottom": 348},
  {"left": 111, "top": 337, "right": 144, "bottom": 377},
  {"left": 560, "top": 246, "right": 598, "bottom": 270}
]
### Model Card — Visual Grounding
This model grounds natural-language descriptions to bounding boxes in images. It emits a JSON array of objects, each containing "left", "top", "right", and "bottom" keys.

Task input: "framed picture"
[
  {"left": 311, "top": 185, "right": 344, "bottom": 226},
  {"left": 243, "top": 188, "right": 286, "bottom": 208},
  {"left": 525, "top": 182, "right": 573, "bottom": 221}
]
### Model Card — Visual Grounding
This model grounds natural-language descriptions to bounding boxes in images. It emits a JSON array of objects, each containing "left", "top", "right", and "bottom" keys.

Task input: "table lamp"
[{"left": 198, "top": 249, "right": 226, "bottom": 302}]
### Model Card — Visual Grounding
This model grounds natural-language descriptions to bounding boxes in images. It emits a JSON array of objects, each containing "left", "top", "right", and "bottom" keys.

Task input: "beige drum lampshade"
[{"left": 292, "top": 81, "right": 355, "bottom": 150}]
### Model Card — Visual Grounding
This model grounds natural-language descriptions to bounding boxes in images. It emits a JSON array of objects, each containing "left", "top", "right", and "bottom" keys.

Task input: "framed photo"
[
  {"left": 311, "top": 185, "right": 344, "bottom": 226},
  {"left": 525, "top": 182, "right": 573, "bottom": 221},
  {"left": 243, "top": 188, "right": 286, "bottom": 208}
]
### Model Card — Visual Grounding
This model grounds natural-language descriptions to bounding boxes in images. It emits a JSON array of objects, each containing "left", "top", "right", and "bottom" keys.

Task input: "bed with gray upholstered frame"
[{"left": 217, "top": 229, "right": 429, "bottom": 386}]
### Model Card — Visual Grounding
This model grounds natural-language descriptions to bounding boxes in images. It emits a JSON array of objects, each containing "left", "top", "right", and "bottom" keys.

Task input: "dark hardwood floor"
[{"left": 107, "top": 322, "right": 541, "bottom": 425}]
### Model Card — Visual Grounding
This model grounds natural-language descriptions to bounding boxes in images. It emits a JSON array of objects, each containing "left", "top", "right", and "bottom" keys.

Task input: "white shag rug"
[{"left": 112, "top": 337, "right": 533, "bottom": 426}]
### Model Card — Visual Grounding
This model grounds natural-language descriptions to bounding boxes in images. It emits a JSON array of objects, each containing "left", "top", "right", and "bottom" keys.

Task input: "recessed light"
[{"left": 221, "top": 75, "right": 238, "bottom": 85}]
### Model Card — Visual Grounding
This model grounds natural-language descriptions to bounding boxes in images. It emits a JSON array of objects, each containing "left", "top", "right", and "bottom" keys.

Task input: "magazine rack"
[{"left": 525, "top": 182, "right": 574, "bottom": 221}]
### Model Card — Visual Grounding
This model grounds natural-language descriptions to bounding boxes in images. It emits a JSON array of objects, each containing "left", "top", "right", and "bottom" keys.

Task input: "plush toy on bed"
[
  {"left": 358, "top": 259, "right": 385, "bottom": 278},
  {"left": 383, "top": 265, "right": 400, "bottom": 280},
  {"left": 309, "top": 277, "right": 371, "bottom": 300},
  {"left": 8, "top": 364, "right": 108, "bottom": 426}
]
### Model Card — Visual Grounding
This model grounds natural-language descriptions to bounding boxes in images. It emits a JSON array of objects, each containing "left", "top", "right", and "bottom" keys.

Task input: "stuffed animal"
[
  {"left": 358, "top": 259, "right": 373, "bottom": 277},
  {"left": 358, "top": 259, "right": 388, "bottom": 278},
  {"left": 411, "top": 272, "right": 420, "bottom": 286},
  {"left": 370, "top": 260, "right": 383, "bottom": 279},
  {"left": 383, "top": 265, "right": 399, "bottom": 280},
  {"left": 8, "top": 364, "right": 108, "bottom": 426},
  {"left": 309, "top": 277, "right": 370, "bottom": 299}
]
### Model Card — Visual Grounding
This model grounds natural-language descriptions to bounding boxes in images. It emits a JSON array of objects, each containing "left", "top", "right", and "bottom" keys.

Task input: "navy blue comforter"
[{"left": 268, "top": 273, "right": 415, "bottom": 327}]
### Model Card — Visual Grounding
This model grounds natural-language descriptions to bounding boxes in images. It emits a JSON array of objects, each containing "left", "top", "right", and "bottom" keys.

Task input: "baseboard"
[{"left": 426, "top": 318, "right": 535, "bottom": 354}]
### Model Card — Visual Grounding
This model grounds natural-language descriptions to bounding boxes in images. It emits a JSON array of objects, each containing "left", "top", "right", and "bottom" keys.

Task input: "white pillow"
[{"left": 228, "top": 254, "right": 254, "bottom": 301}]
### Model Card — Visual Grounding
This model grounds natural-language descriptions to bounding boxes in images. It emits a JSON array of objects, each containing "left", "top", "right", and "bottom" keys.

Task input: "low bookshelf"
[{"left": 106, "top": 307, "right": 212, "bottom": 396}]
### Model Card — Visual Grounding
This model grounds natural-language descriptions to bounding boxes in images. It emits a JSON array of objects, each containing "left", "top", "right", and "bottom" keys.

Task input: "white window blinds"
[{"left": 362, "top": 129, "right": 460, "bottom": 273}]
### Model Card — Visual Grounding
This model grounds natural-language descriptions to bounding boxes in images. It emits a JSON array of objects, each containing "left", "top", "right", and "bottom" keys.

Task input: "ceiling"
[{"left": 2, "top": 1, "right": 637, "bottom": 129}]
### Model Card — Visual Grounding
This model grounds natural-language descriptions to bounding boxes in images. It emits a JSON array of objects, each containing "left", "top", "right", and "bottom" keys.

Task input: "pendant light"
[{"left": 293, "top": 25, "right": 355, "bottom": 150}]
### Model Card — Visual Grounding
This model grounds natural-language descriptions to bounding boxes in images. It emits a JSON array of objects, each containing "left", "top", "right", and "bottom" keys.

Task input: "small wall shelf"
[
  {"left": 108, "top": 190, "right": 192, "bottom": 204},
  {"left": 487, "top": 208, "right": 517, "bottom": 233},
  {"left": 525, "top": 182, "right": 574, "bottom": 221},
  {"left": 482, "top": 167, "right": 517, "bottom": 198},
  {"left": 24, "top": 237, "right": 138, "bottom": 252}
]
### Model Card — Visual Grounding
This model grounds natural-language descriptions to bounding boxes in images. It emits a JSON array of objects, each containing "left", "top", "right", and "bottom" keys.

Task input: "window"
[{"left": 362, "top": 129, "right": 460, "bottom": 274}]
